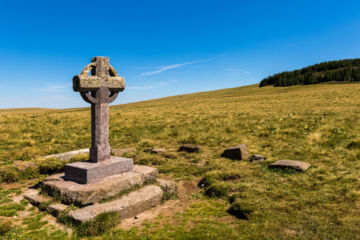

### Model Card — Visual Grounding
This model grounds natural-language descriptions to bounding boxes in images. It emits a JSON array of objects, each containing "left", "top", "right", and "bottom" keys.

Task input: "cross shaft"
[{"left": 73, "top": 57, "right": 124, "bottom": 163}]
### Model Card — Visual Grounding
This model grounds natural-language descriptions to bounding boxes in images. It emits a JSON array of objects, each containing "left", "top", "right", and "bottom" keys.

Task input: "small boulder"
[
  {"left": 150, "top": 148, "right": 167, "bottom": 154},
  {"left": 270, "top": 160, "right": 310, "bottom": 172},
  {"left": 250, "top": 154, "right": 266, "bottom": 162},
  {"left": 111, "top": 148, "right": 137, "bottom": 157},
  {"left": 158, "top": 179, "right": 177, "bottom": 200},
  {"left": 222, "top": 144, "right": 249, "bottom": 160},
  {"left": 178, "top": 144, "right": 201, "bottom": 153}
]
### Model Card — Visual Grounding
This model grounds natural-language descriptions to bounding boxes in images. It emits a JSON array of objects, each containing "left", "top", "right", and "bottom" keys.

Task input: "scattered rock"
[
  {"left": 222, "top": 144, "right": 249, "bottom": 160},
  {"left": 178, "top": 144, "right": 201, "bottom": 153},
  {"left": 150, "top": 148, "right": 167, "bottom": 154},
  {"left": 69, "top": 185, "right": 163, "bottom": 223},
  {"left": 45, "top": 149, "right": 89, "bottom": 161},
  {"left": 111, "top": 148, "right": 137, "bottom": 157},
  {"left": 250, "top": 154, "right": 266, "bottom": 162},
  {"left": 269, "top": 160, "right": 311, "bottom": 172},
  {"left": 158, "top": 179, "right": 177, "bottom": 199}
]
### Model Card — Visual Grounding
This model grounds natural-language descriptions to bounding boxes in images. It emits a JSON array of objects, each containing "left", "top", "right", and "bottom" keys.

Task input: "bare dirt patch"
[{"left": 119, "top": 180, "right": 200, "bottom": 230}]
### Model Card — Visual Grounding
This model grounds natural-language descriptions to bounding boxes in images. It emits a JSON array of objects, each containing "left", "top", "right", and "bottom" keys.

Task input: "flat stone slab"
[
  {"left": 48, "top": 203, "right": 68, "bottom": 216},
  {"left": 24, "top": 190, "right": 68, "bottom": 216},
  {"left": 222, "top": 144, "right": 249, "bottom": 160},
  {"left": 270, "top": 160, "right": 311, "bottom": 172},
  {"left": 64, "top": 156, "right": 133, "bottom": 184},
  {"left": 69, "top": 185, "right": 163, "bottom": 223},
  {"left": 42, "top": 165, "right": 158, "bottom": 206},
  {"left": 45, "top": 149, "right": 89, "bottom": 161},
  {"left": 23, "top": 189, "right": 49, "bottom": 207}
]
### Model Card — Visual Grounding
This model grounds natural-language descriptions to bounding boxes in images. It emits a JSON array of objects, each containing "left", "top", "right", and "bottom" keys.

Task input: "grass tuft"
[{"left": 75, "top": 212, "right": 121, "bottom": 237}]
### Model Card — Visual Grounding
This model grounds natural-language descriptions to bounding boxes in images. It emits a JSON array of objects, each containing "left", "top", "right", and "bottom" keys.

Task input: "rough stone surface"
[
  {"left": 250, "top": 154, "right": 266, "bottom": 162},
  {"left": 270, "top": 160, "right": 311, "bottom": 172},
  {"left": 42, "top": 165, "right": 158, "bottom": 206},
  {"left": 47, "top": 203, "right": 68, "bottom": 217},
  {"left": 150, "top": 148, "right": 167, "bottom": 154},
  {"left": 132, "top": 165, "right": 158, "bottom": 182},
  {"left": 222, "top": 144, "right": 249, "bottom": 160},
  {"left": 157, "top": 179, "right": 177, "bottom": 199},
  {"left": 112, "top": 148, "right": 136, "bottom": 157},
  {"left": 178, "top": 144, "right": 201, "bottom": 153},
  {"left": 73, "top": 56, "right": 125, "bottom": 92},
  {"left": 23, "top": 189, "right": 49, "bottom": 207},
  {"left": 45, "top": 149, "right": 89, "bottom": 161},
  {"left": 73, "top": 57, "right": 125, "bottom": 163},
  {"left": 64, "top": 156, "right": 134, "bottom": 184},
  {"left": 69, "top": 185, "right": 163, "bottom": 223}
]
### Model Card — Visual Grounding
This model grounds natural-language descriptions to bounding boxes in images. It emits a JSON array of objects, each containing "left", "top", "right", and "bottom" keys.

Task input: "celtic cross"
[{"left": 73, "top": 56, "right": 125, "bottom": 163}]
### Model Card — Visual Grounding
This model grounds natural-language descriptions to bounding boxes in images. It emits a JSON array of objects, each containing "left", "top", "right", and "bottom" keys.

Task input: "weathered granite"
[
  {"left": 132, "top": 164, "right": 158, "bottom": 182},
  {"left": 44, "top": 149, "right": 89, "bottom": 161},
  {"left": 73, "top": 56, "right": 125, "bottom": 92},
  {"left": 178, "top": 144, "right": 201, "bottom": 153},
  {"left": 64, "top": 156, "right": 133, "bottom": 184},
  {"left": 47, "top": 203, "right": 68, "bottom": 216},
  {"left": 270, "top": 160, "right": 311, "bottom": 172},
  {"left": 73, "top": 57, "right": 125, "bottom": 163},
  {"left": 23, "top": 189, "right": 49, "bottom": 207},
  {"left": 42, "top": 165, "right": 158, "bottom": 206},
  {"left": 69, "top": 185, "right": 163, "bottom": 223},
  {"left": 222, "top": 144, "right": 249, "bottom": 160},
  {"left": 158, "top": 179, "right": 177, "bottom": 199}
]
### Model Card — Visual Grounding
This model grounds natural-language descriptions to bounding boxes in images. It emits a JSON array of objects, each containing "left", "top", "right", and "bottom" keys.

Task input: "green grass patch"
[
  {"left": 0, "top": 202, "right": 26, "bottom": 216},
  {"left": 1, "top": 83, "right": 360, "bottom": 238}
]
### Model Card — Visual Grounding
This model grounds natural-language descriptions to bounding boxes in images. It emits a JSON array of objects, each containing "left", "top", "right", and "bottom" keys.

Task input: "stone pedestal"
[{"left": 64, "top": 156, "right": 133, "bottom": 184}]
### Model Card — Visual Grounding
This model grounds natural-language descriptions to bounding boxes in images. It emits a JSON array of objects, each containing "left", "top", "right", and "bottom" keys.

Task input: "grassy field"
[{"left": 1, "top": 83, "right": 360, "bottom": 239}]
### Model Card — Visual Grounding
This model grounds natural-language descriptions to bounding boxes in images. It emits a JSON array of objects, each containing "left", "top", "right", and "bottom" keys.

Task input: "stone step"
[
  {"left": 23, "top": 189, "right": 68, "bottom": 216},
  {"left": 23, "top": 189, "right": 49, "bottom": 207},
  {"left": 69, "top": 185, "right": 163, "bottom": 223},
  {"left": 47, "top": 203, "right": 68, "bottom": 217},
  {"left": 42, "top": 165, "right": 158, "bottom": 206}
]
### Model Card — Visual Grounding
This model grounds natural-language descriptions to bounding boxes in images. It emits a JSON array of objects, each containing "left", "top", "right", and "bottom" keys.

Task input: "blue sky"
[{"left": 1, "top": 0, "right": 360, "bottom": 109}]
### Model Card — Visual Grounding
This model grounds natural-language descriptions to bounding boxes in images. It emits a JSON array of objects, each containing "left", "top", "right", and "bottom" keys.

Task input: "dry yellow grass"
[{"left": 1, "top": 83, "right": 360, "bottom": 239}]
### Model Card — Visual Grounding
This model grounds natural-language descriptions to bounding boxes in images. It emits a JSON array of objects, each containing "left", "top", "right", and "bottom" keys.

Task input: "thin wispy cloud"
[
  {"left": 140, "top": 61, "right": 198, "bottom": 76},
  {"left": 33, "top": 83, "right": 72, "bottom": 93}
]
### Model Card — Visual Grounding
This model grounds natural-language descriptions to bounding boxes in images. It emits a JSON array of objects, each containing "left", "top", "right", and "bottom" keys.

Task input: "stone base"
[
  {"left": 43, "top": 165, "right": 158, "bottom": 206},
  {"left": 69, "top": 185, "right": 163, "bottom": 223},
  {"left": 64, "top": 156, "right": 133, "bottom": 184}
]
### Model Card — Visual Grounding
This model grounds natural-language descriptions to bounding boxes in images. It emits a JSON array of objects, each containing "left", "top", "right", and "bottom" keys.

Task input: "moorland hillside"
[{"left": 1, "top": 83, "right": 360, "bottom": 239}]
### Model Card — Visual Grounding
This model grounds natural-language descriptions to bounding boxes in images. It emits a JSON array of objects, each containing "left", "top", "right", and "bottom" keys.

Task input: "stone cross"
[{"left": 73, "top": 56, "right": 125, "bottom": 163}]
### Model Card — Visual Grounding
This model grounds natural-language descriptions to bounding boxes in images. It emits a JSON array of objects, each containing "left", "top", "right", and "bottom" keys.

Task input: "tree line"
[{"left": 260, "top": 58, "right": 360, "bottom": 87}]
